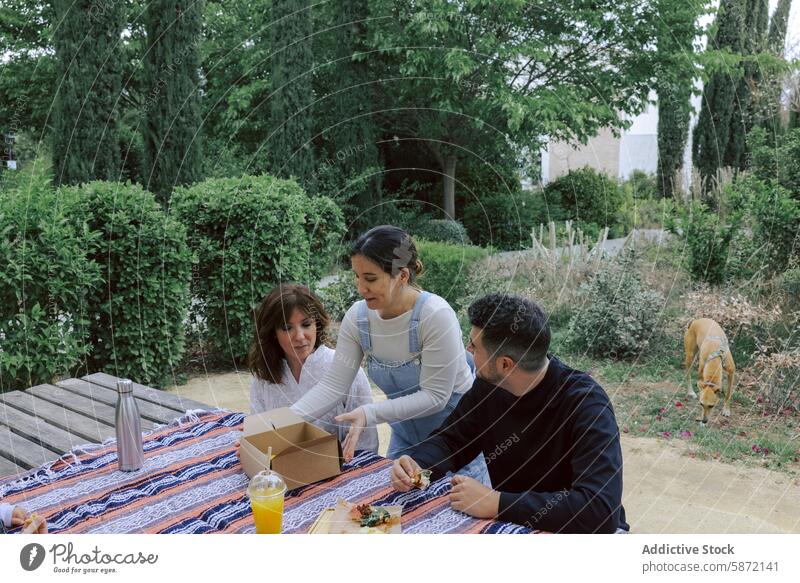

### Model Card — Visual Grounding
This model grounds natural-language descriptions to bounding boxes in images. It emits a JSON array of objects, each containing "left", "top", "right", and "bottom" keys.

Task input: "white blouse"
[{"left": 249, "top": 345, "right": 379, "bottom": 453}]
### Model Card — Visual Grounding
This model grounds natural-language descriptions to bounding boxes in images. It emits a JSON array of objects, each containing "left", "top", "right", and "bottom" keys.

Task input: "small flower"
[
  {"left": 659, "top": 407, "right": 667, "bottom": 414},
  {"left": 622, "top": 426, "right": 629, "bottom": 434},
  {"left": 751, "top": 444, "right": 762, "bottom": 454},
  {"left": 679, "top": 431, "right": 693, "bottom": 439},
  {"left": 675, "top": 401, "right": 684, "bottom": 408},
  {"left": 661, "top": 431, "right": 671, "bottom": 439}
]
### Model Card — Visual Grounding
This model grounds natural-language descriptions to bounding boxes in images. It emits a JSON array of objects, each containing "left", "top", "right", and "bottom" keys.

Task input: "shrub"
[
  {"left": 314, "top": 277, "right": 361, "bottom": 322},
  {"left": 544, "top": 168, "right": 625, "bottom": 237},
  {"left": 671, "top": 202, "right": 738, "bottom": 284},
  {"left": 775, "top": 267, "right": 800, "bottom": 312},
  {"left": 173, "top": 175, "right": 338, "bottom": 363},
  {"left": 747, "top": 126, "right": 800, "bottom": 197},
  {"left": 566, "top": 249, "right": 665, "bottom": 358},
  {"left": 62, "top": 181, "right": 192, "bottom": 388},
  {"left": 304, "top": 194, "right": 347, "bottom": 281},
  {"left": 416, "top": 239, "right": 489, "bottom": 305},
  {"left": 752, "top": 349, "right": 800, "bottom": 413},
  {"left": 415, "top": 219, "right": 471, "bottom": 245},
  {"left": 0, "top": 173, "right": 100, "bottom": 391},
  {"left": 464, "top": 190, "right": 561, "bottom": 250}
]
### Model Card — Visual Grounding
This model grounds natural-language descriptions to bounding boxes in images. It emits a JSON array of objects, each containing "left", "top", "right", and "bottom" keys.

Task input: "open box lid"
[{"left": 243, "top": 407, "right": 304, "bottom": 436}]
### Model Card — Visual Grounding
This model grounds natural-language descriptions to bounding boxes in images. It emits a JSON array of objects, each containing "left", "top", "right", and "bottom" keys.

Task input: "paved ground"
[{"left": 166, "top": 371, "right": 800, "bottom": 533}]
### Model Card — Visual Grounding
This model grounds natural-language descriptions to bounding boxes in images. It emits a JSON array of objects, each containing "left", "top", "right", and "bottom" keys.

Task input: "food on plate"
[
  {"left": 350, "top": 503, "right": 391, "bottom": 527},
  {"left": 328, "top": 499, "right": 402, "bottom": 534},
  {"left": 411, "top": 469, "right": 432, "bottom": 490}
]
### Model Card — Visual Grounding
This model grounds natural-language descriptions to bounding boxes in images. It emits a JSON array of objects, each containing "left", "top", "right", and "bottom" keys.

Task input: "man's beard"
[{"left": 476, "top": 361, "right": 503, "bottom": 385}]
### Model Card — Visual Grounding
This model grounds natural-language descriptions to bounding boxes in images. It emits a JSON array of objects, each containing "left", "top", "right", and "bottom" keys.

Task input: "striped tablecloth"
[{"left": 0, "top": 410, "right": 531, "bottom": 534}]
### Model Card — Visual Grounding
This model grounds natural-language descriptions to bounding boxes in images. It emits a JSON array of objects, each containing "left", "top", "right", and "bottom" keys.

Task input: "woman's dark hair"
[
  {"left": 468, "top": 292, "right": 551, "bottom": 372},
  {"left": 349, "top": 225, "right": 424, "bottom": 285},
  {"left": 248, "top": 284, "right": 330, "bottom": 384}
]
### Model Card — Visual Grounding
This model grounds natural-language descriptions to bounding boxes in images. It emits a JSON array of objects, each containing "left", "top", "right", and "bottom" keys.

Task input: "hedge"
[
  {"left": 416, "top": 239, "right": 489, "bottom": 306},
  {"left": 172, "top": 174, "right": 344, "bottom": 363},
  {"left": 0, "top": 171, "right": 100, "bottom": 391},
  {"left": 63, "top": 181, "right": 192, "bottom": 388}
]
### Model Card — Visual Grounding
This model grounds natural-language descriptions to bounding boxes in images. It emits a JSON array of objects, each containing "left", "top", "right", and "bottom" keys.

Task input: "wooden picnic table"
[
  {"left": 0, "top": 373, "right": 211, "bottom": 479},
  {"left": 0, "top": 410, "right": 533, "bottom": 534}
]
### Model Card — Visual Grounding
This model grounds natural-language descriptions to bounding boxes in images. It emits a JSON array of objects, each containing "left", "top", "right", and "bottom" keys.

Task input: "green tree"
[
  {"left": 201, "top": 0, "right": 273, "bottom": 176},
  {"left": 757, "top": 0, "right": 793, "bottom": 140},
  {"left": 693, "top": 0, "right": 745, "bottom": 188},
  {"left": 0, "top": 1, "right": 55, "bottom": 147},
  {"left": 143, "top": 0, "right": 204, "bottom": 203},
  {"left": 52, "top": 0, "right": 124, "bottom": 186},
  {"left": 312, "top": 0, "right": 383, "bottom": 231},
  {"left": 366, "top": 0, "right": 665, "bottom": 220},
  {"left": 725, "top": 0, "right": 769, "bottom": 170},
  {"left": 267, "top": 0, "right": 315, "bottom": 188},
  {"left": 655, "top": 0, "right": 705, "bottom": 199}
]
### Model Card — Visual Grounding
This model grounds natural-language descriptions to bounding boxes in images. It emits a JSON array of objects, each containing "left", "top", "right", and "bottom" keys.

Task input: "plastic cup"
[{"left": 247, "top": 470, "right": 287, "bottom": 534}]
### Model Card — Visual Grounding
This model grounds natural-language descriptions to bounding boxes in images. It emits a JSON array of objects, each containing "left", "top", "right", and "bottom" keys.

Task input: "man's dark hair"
[{"left": 468, "top": 293, "right": 551, "bottom": 372}]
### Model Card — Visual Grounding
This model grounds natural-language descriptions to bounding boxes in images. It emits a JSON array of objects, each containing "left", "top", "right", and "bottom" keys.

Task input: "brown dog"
[{"left": 684, "top": 318, "right": 735, "bottom": 424}]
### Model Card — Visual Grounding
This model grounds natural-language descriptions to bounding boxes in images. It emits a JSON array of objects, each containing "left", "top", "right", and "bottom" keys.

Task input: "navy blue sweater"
[{"left": 408, "top": 355, "right": 628, "bottom": 534}]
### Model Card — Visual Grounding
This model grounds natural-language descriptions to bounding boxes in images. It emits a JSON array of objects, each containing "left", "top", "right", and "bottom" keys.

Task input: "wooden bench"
[{"left": 0, "top": 373, "right": 212, "bottom": 479}]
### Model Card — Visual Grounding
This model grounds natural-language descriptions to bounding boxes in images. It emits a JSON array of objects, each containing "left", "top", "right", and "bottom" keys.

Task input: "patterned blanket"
[{"left": 0, "top": 410, "right": 531, "bottom": 534}]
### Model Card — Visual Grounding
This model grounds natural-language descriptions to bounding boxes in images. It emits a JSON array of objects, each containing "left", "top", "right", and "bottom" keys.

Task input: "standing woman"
[{"left": 292, "top": 225, "right": 487, "bottom": 482}]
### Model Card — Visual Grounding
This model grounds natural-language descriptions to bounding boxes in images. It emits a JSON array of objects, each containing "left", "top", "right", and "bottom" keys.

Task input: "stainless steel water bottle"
[{"left": 115, "top": 379, "right": 145, "bottom": 471}]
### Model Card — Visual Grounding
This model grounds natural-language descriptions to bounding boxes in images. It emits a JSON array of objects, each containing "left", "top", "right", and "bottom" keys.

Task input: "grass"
[{"left": 589, "top": 361, "right": 800, "bottom": 475}]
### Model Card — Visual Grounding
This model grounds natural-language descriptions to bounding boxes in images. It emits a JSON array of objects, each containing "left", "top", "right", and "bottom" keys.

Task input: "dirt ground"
[{"left": 166, "top": 371, "right": 800, "bottom": 533}]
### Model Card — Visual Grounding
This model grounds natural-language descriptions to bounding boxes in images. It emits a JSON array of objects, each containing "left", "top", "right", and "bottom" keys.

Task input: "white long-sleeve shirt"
[
  {"left": 249, "top": 345, "right": 378, "bottom": 453},
  {"left": 1, "top": 503, "right": 13, "bottom": 528},
  {"left": 291, "top": 293, "right": 473, "bottom": 426}
]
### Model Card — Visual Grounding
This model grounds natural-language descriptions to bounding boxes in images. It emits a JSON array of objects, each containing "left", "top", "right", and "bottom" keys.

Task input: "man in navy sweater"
[{"left": 391, "top": 293, "right": 629, "bottom": 533}]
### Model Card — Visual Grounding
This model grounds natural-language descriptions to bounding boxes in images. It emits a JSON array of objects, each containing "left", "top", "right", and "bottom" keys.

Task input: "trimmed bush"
[
  {"left": 416, "top": 239, "right": 489, "bottom": 305},
  {"left": 304, "top": 195, "right": 347, "bottom": 280},
  {"left": 173, "top": 175, "right": 342, "bottom": 363},
  {"left": 415, "top": 219, "right": 471, "bottom": 245},
  {"left": 464, "top": 190, "right": 561, "bottom": 250},
  {"left": 0, "top": 173, "right": 100, "bottom": 391},
  {"left": 672, "top": 202, "right": 738, "bottom": 285},
  {"left": 566, "top": 249, "right": 665, "bottom": 358},
  {"left": 61, "top": 181, "right": 192, "bottom": 388},
  {"left": 544, "top": 168, "right": 625, "bottom": 237},
  {"left": 315, "top": 277, "right": 361, "bottom": 322}
]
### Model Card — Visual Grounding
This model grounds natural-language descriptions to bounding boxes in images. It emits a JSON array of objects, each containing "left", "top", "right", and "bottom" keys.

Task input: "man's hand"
[
  {"left": 390, "top": 455, "right": 422, "bottom": 492},
  {"left": 334, "top": 407, "right": 367, "bottom": 462},
  {"left": 449, "top": 475, "right": 500, "bottom": 519}
]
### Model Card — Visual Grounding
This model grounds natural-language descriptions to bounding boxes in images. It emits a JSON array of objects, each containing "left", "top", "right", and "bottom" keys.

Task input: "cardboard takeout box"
[{"left": 239, "top": 407, "right": 341, "bottom": 490}]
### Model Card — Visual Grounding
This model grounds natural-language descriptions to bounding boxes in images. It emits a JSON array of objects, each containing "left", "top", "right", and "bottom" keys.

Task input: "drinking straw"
[{"left": 266, "top": 446, "right": 272, "bottom": 472}]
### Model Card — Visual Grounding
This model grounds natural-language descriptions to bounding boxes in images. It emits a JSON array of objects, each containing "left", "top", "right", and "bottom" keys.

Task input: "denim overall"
[{"left": 356, "top": 291, "right": 489, "bottom": 484}]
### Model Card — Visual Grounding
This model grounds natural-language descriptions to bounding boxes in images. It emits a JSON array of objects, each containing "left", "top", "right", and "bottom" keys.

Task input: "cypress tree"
[
  {"left": 759, "top": 0, "right": 793, "bottom": 139},
  {"left": 52, "top": 0, "right": 123, "bottom": 186},
  {"left": 693, "top": 0, "right": 746, "bottom": 189},
  {"left": 143, "top": 0, "right": 204, "bottom": 204},
  {"left": 656, "top": 0, "right": 701, "bottom": 199},
  {"left": 323, "top": 0, "right": 382, "bottom": 224},
  {"left": 725, "top": 0, "right": 769, "bottom": 170},
  {"left": 268, "top": 0, "right": 315, "bottom": 189}
]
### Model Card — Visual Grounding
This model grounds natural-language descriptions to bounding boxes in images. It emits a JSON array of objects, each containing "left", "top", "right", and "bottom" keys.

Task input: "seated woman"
[{"left": 247, "top": 284, "right": 378, "bottom": 453}]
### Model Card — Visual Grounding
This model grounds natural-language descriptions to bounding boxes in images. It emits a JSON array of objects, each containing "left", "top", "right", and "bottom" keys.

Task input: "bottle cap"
[{"left": 117, "top": 379, "right": 134, "bottom": 394}]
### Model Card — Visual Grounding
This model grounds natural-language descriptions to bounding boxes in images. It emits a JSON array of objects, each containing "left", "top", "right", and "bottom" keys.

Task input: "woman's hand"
[
  {"left": 334, "top": 407, "right": 367, "bottom": 462},
  {"left": 12, "top": 507, "right": 48, "bottom": 534}
]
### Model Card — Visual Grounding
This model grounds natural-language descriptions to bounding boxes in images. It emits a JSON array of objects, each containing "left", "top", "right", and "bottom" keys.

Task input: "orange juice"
[{"left": 250, "top": 487, "right": 285, "bottom": 534}]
